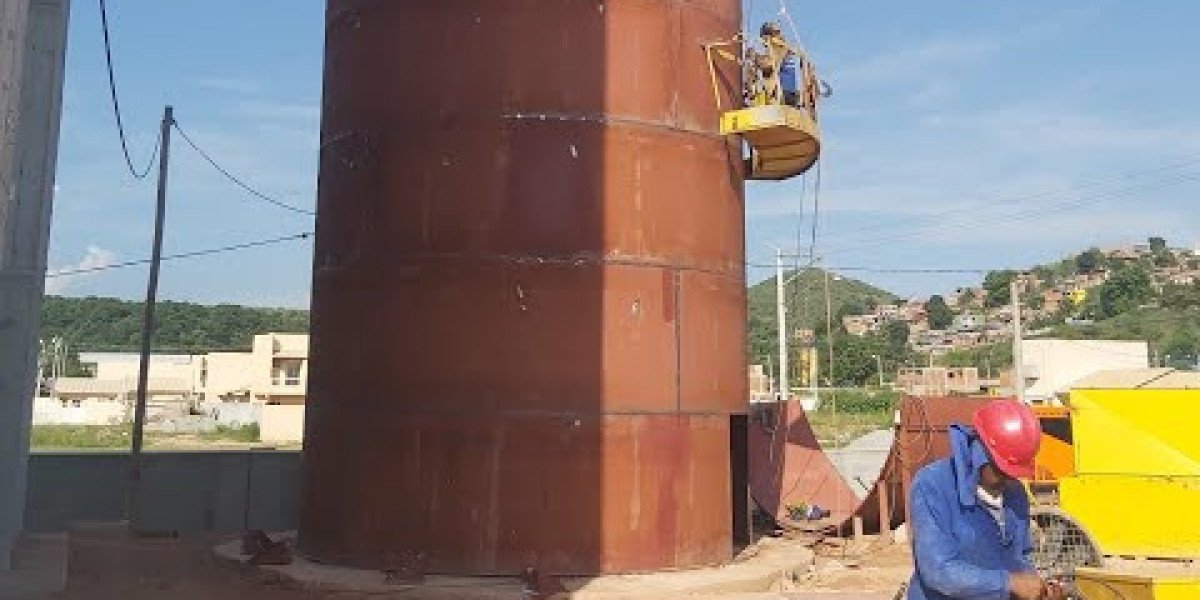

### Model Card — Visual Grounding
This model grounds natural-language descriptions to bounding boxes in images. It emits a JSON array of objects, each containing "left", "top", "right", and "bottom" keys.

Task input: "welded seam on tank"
[
  {"left": 324, "top": 0, "right": 741, "bottom": 34},
  {"left": 502, "top": 111, "right": 723, "bottom": 139},
  {"left": 341, "top": 407, "right": 744, "bottom": 418},
  {"left": 376, "top": 252, "right": 745, "bottom": 279}
]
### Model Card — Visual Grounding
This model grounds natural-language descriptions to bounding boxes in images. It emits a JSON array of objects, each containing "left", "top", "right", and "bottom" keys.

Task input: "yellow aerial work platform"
[
  {"left": 720, "top": 104, "right": 820, "bottom": 181},
  {"left": 704, "top": 22, "right": 826, "bottom": 182}
]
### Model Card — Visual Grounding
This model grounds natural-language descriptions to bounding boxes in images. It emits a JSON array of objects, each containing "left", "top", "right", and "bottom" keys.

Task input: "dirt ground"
[
  {"left": 791, "top": 536, "right": 911, "bottom": 596},
  {"left": 54, "top": 528, "right": 912, "bottom": 600}
]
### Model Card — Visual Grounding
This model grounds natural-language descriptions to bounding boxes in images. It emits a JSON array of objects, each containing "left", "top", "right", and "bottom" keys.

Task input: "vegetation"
[
  {"left": 1080, "top": 264, "right": 1154, "bottom": 320},
  {"left": 982, "top": 270, "right": 1018, "bottom": 308},
  {"left": 746, "top": 267, "right": 897, "bottom": 368},
  {"left": 941, "top": 341, "right": 1013, "bottom": 374},
  {"left": 808, "top": 389, "right": 899, "bottom": 447},
  {"left": 926, "top": 295, "right": 953, "bottom": 330},
  {"left": 41, "top": 296, "right": 309, "bottom": 355},
  {"left": 29, "top": 424, "right": 261, "bottom": 449}
]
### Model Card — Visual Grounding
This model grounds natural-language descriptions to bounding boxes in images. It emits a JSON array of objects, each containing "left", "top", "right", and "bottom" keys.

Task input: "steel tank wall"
[{"left": 301, "top": 0, "right": 745, "bottom": 575}]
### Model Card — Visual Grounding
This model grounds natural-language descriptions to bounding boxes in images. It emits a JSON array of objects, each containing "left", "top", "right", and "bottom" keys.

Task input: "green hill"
[
  {"left": 746, "top": 267, "right": 898, "bottom": 368},
  {"left": 40, "top": 296, "right": 309, "bottom": 354}
]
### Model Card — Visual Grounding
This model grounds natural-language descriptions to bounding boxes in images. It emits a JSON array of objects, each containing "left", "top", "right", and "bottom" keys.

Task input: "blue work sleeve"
[
  {"left": 911, "top": 479, "right": 1011, "bottom": 600},
  {"left": 1015, "top": 494, "right": 1036, "bottom": 572}
]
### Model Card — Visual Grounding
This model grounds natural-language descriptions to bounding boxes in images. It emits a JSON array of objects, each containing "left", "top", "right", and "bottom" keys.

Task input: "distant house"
[
  {"left": 952, "top": 313, "right": 984, "bottom": 332},
  {"left": 36, "top": 333, "right": 311, "bottom": 443},
  {"left": 842, "top": 315, "right": 877, "bottom": 336},
  {"left": 897, "top": 367, "right": 981, "bottom": 396}
]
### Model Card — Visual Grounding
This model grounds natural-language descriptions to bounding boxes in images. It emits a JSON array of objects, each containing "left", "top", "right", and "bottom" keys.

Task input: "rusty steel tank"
[{"left": 301, "top": 0, "right": 746, "bottom": 575}]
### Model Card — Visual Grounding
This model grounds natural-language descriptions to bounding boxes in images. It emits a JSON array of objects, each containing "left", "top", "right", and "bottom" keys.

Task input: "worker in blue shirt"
[
  {"left": 906, "top": 399, "right": 1063, "bottom": 600},
  {"left": 779, "top": 52, "right": 800, "bottom": 108}
]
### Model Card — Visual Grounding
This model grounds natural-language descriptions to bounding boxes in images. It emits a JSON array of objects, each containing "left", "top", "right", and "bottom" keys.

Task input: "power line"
[
  {"left": 822, "top": 156, "right": 1200, "bottom": 240},
  {"left": 97, "top": 0, "right": 159, "bottom": 180},
  {"left": 172, "top": 121, "right": 316, "bottom": 217},
  {"left": 46, "top": 232, "right": 313, "bottom": 279},
  {"left": 820, "top": 169, "right": 1200, "bottom": 255}
]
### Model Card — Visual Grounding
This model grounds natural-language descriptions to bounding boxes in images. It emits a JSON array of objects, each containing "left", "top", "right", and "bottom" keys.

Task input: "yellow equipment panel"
[
  {"left": 720, "top": 104, "right": 820, "bottom": 180},
  {"left": 1076, "top": 566, "right": 1200, "bottom": 600},
  {"left": 1057, "top": 389, "right": 1200, "bottom": 558}
]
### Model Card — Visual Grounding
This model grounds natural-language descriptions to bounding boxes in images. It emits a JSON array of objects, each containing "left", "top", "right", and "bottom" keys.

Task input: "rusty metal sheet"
[
  {"left": 747, "top": 396, "right": 1000, "bottom": 534},
  {"left": 678, "top": 270, "right": 747, "bottom": 413},
  {"left": 300, "top": 414, "right": 730, "bottom": 575},
  {"left": 304, "top": 0, "right": 743, "bottom": 576}
]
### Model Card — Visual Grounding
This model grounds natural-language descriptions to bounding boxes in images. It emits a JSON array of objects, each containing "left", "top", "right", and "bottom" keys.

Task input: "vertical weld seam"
[{"left": 674, "top": 268, "right": 682, "bottom": 412}]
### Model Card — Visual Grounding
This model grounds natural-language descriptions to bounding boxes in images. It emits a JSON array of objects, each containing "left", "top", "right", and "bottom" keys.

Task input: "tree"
[
  {"left": 1163, "top": 329, "right": 1199, "bottom": 370},
  {"left": 883, "top": 321, "right": 910, "bottom": 355},
  {"left": 1076, "top": 248, "right": 1105, "bottom": 273},
  {"left": 1027, "top": 292, "right": 1045, "bottom": 311},
  {"left": 1085, "top": 265, "right": 1154, "bottom": 319},
  {"left": 983, "top": 271, "right": 1018, "bottom": 308},
  {"left": 926, "top": 295, "right": 953, "bottom": 330},
  {"left": 1161, "top": 283, "right": 1200, "bottom": 310}
]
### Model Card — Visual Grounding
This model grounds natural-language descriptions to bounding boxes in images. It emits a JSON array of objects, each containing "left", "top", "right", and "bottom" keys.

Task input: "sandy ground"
[
  {"left": 791, "top": 537, "right": 910, "bottom": 597},
  {"left": 54, "top": 527, "right": 912, "bottom": 600}
]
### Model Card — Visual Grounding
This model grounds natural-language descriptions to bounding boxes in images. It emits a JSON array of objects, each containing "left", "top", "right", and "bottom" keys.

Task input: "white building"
[
  {"left": 1019, "top": 339, "right": 1149, "bottom": 403},
  {"left": 35, "top": 333, "right": 310, "bottom": 443}
]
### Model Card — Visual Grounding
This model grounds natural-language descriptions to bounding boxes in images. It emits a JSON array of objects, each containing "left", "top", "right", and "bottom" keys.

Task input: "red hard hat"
[{"left": 971, "top": 399, "right": 1041, "bottom": 479}]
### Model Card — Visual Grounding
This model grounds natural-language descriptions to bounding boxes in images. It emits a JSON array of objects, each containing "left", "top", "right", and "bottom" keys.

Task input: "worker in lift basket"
[{"left": 905, "top": 399, "right": 1062, "bottom": 600}]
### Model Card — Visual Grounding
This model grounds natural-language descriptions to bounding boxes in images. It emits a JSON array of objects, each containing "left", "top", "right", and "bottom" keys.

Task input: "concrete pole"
[
  {"left": 775, "top": 248, "right": 789, "bottom": 403},
  {"left": 1011, "top": 279, "right": 1025, "bottom": 404},
  {"left": 0, "top": 0, "right": 70, "bottom": 569}
]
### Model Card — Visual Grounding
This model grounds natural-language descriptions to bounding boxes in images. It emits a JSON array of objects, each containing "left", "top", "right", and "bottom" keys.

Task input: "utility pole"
[
  {"left": 1011, "top": 279, "right": 1025, "bottom": 403},
  {"left": 775, "top": 248, "right": 789, "bottom": 402},
  {"left": 128, "top": 106, "right": 173, "bottom": 528},
  {"left": 873, "top": 354, "right": 884, "bottom": 388},
  {"left": 0, "top": 0, "right": 70, "bottom": 569}
]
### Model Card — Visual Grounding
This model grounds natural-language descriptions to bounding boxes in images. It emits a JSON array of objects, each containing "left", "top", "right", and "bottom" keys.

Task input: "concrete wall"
[
  {"left": 31, "top": 397, "right": 125, "bottom": 426},
  {"left": 25, "top": 451, "right": 301, "bottom": 534},
  {"left": 260, "top": 404, "right": 304, "bottom": 444},
  {"left": 200, "top": 400, "right": 263, "bottom": 427}
]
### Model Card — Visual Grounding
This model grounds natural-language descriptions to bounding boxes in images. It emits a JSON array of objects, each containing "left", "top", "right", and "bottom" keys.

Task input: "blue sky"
[{"left": 49, "top": 1, "right": 1200, "bottom": 306}]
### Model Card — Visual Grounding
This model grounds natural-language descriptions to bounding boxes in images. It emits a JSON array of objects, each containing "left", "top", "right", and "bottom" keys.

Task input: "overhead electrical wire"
[
  {"left": 819, "top": 169, "right": 1200, "bottom": 255},
  {"left": 98, "top": 0, "right": 159, "bottom": 179},
  {"left": 46, "top": 232, "right": 313, "bottom": 279},
  {"left": 822, "top": 156, "right": 1200, "bottom": 240},
  {"left": 172, "top": 122, "right": 316, "bottom": 217}
]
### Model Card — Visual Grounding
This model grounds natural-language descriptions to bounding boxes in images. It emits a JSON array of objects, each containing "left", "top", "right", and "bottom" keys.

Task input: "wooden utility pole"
[
  {"left": 0, "top": 0, "right": 70, "bottom": 569},
  {"left": 128, "top": 106, "right": 173, "bottom": 528}
]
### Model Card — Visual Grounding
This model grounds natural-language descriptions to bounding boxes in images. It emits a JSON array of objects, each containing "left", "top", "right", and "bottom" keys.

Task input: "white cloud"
[
  {"left": 836, "top": 36, "right": 999, "bottom": 90},
  {"left": 231, "top": 100, "right": 320, "bottom": 123},
  {"left": 191, "top": 76, "right": 265, "bottom": 96},
  {"left": 45, "top": 246, "right": 119, "bottom": 295}
]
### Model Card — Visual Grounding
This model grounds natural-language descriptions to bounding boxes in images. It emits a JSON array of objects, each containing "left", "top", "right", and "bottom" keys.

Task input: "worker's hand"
[
  {"left": 1008, "top": 572, "right": 1046, "bottom": 600},
  {"left": 1042, "top": 580, "right": 1066, "bottom": 600}
]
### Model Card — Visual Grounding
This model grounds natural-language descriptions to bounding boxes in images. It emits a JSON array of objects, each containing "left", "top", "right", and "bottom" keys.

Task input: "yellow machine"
[
  {"left": 1029, "top": 385, "right": 1200, "bottom": 598},
  {"left": 704, "top": 22, "right": 825, "bottom": 181}
]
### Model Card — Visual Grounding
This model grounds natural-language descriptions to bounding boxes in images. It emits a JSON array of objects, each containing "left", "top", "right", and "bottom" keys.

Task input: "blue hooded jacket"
[{"left": 907, "top": 424, "right": 1035, "bottom": 600}]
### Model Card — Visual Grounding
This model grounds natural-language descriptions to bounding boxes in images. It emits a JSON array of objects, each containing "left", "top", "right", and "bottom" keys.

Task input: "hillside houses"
[{"left": 838, "top": 239, "right": 1200, "bottom": 355}]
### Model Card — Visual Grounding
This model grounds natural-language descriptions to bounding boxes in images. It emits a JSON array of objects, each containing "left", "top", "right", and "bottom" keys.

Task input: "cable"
[
  {"left": 46, "top": 232, "right": 313, "bottom": 279},
  {"left": 821, "top": 169, "right": 1200, "bottom": 255},
  {"left": 98, "top": 0, "right": 159, "bottom": 179},
  {"left": 172, "top": 122, "right": 316, "bottom": 217},
  {"left": 824, "top": 156, "right": 1200, "bottom": 240}
]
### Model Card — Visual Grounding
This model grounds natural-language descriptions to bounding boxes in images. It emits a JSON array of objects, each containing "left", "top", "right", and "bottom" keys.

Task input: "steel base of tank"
[
  {"left": 217, "top": 533, "right": 813, "bottom": 599},
  {"left": 299, "top": 414, "right": 736, "bottom": 576}
]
